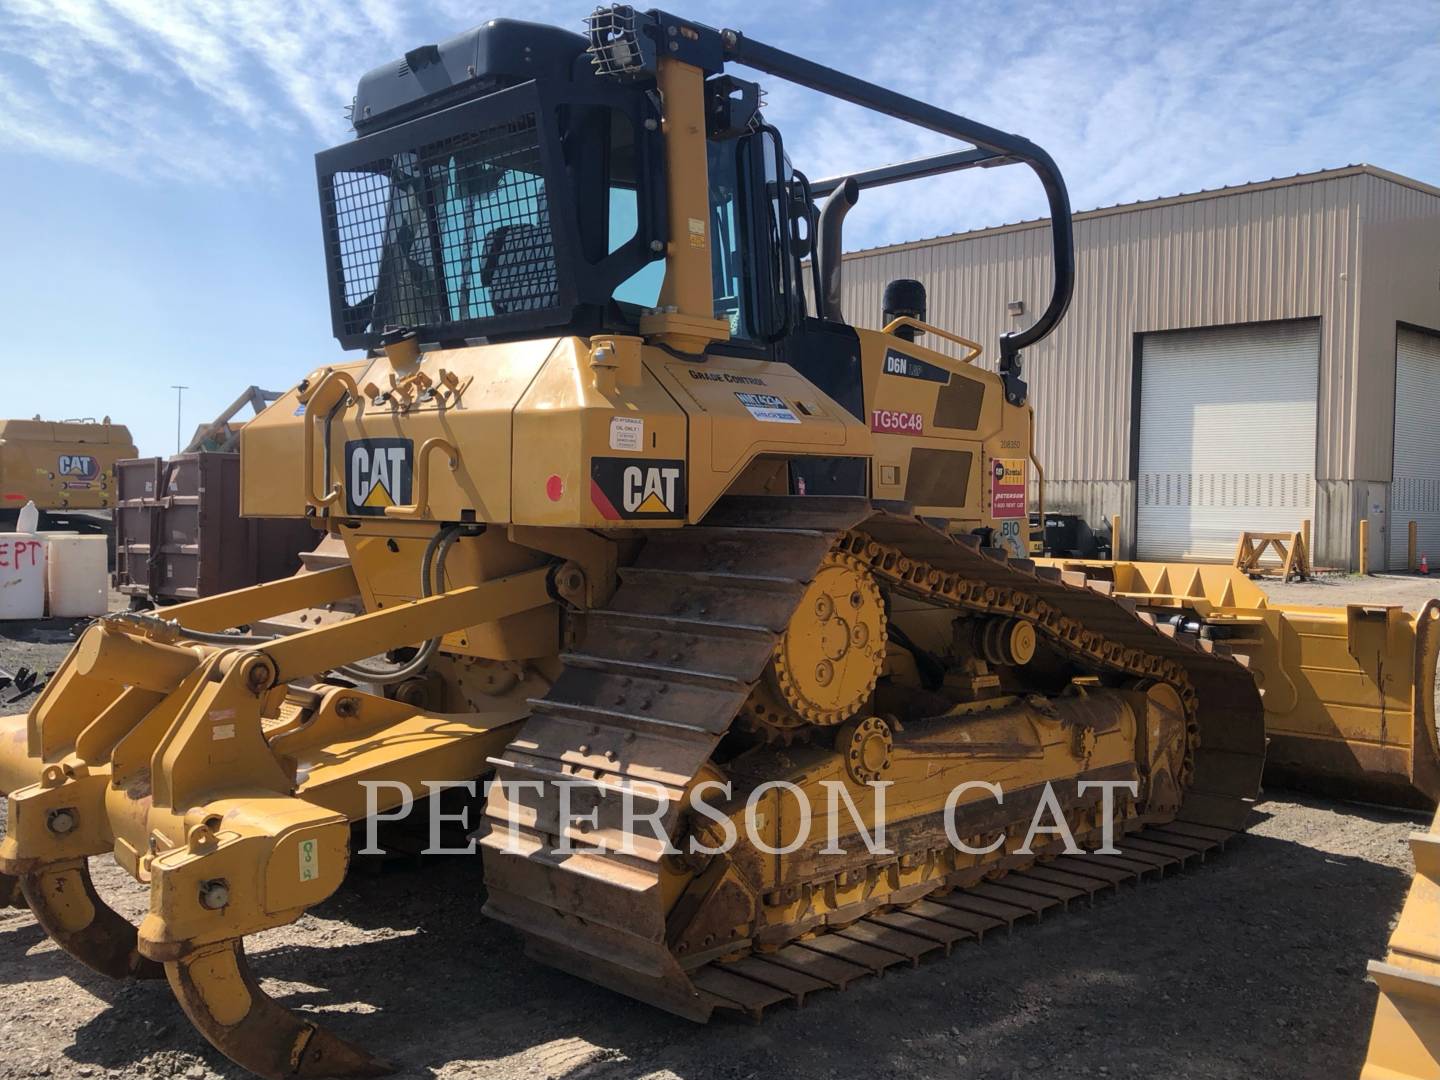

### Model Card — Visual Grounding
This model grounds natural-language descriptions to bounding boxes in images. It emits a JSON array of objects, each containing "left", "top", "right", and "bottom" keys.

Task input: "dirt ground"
[
  {"left": 1262, "top": 569, "right": 1440, "bottom": 612},
  {"left": 1, "top": 573, "right": 1436, "bottom": 1080}
]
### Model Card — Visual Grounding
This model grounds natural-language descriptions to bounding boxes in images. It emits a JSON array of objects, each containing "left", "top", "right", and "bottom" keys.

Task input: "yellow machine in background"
[
  {"left": 1040, "top": 560, "right": 1440, "bottom": 810},
  {"left": 0, "top": 416, "right": 136, "bottom": 529},
  {"left": 0, "top": 7, "right": 1428, "bottom": 1080}
]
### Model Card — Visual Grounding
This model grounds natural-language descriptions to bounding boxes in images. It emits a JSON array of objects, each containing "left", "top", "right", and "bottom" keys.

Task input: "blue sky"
[{"left": 2, "top": 0, "right": 1437, "bottom": 456}]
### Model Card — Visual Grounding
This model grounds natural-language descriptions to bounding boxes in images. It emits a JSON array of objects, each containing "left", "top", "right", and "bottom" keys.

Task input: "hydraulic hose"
[
  {"left": 174, "top": 628, "right": 274, "bottom": 646},
  {"left": 158, "top": 525, "right": 463, "bottom": 685},
  {"left": 333, "top": 523, "right": 462, "bottom": 685},
  {"left": 102, "top": 610, "right": 274, "bottom": 647}
]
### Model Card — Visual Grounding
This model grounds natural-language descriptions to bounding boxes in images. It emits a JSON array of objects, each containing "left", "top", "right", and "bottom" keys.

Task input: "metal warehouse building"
[{"left": 837, "top": 164, "right": 1440, "bottom": 570}]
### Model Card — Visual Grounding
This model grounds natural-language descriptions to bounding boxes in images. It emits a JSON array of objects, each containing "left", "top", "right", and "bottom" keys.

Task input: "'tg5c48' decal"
[
  {"left": 590, "top": 458, "right": 686, "bottom": 520},
  {"left": 345, "top": 438, "right": 413, "bottom": 515}
]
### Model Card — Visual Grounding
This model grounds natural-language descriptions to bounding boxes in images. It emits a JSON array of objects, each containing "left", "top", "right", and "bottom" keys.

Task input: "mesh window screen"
[{"left": 324, "top": 111, "right": 561, "bottom": 341}]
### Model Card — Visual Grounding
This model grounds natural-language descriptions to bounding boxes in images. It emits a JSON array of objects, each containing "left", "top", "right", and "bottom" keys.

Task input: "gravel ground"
[
  {"left": 0, "top": 574, "right": 1435, "bottom": 1080},
  {"left": 1263, "top": 570, "right": 1439, "bottom": 612}
]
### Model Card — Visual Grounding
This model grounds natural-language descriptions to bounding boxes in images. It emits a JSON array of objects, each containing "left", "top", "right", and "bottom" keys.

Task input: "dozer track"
[{"left": 482, "top": 495, "right": 1266, "bottom": 1018}]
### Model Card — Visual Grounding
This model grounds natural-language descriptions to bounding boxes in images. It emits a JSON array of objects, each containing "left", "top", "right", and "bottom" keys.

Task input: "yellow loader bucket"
[{"left": 1044, "top": 561, "right": 1440, "bottom": 810}]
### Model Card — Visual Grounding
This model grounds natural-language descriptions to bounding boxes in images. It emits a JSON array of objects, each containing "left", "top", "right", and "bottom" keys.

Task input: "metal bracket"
[{"left": 1000, "top": 355, "right": 1029, "bottom": 406}]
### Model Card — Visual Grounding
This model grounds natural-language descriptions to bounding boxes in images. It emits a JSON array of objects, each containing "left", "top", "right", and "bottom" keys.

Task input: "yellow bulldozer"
[{"left": 0, "top": 7, "right": 1434, "bottom": 1078}]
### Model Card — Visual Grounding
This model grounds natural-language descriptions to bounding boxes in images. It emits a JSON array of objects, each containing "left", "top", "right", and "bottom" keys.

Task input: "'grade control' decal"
[
  {"left": 591, "top": 458, "right": 686, "bottom": 520},
  {"left": 882, "top": 347, "right": 951, "bottom": 384},
  {"left": 345, "top": 438, "right": 413, "bottom": 515},
  {"left": 687, "top": 369, "right": 765, "bottom": 386}
]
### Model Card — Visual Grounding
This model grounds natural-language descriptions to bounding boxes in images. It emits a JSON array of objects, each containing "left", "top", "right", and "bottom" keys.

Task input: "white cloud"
[
  {"left": 1, "top": 0, "right": 1435, "bottom": 240},
  {"left": 750, "top": 0, "right": 1440, "bottom": 248},
  {"left": 0, "top": 0, "right": 422, "bottom": 180}
]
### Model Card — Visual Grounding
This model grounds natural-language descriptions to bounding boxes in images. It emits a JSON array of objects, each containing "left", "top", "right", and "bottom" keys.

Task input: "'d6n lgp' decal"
[{"left": 590, "top": 458, "right": 686, "bottom": 520}]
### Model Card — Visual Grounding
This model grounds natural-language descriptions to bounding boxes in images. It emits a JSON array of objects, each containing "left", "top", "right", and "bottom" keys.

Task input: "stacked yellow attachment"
[
  {"left": 1363, "top": 808, "right": 1440, "bottom": 1079},
  {"left": 1039, "top": 559, "right": 1440, "bottom": 810}
]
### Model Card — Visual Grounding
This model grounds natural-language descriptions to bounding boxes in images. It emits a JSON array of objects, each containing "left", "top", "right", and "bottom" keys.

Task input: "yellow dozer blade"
[{"left": 1042, "top": 561, "right": 1440, "bottom": 810}]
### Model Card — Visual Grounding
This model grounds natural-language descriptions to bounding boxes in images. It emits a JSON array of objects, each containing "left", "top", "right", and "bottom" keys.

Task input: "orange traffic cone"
[{"left": 1421, "top": 554, "right": 1430, "bottom": 576}]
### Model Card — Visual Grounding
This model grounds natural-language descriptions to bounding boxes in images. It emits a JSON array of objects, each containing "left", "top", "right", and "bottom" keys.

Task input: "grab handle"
[
  {"left": 300, "top": 370, "right": 360, "bottom": 513},
  {"left": 383, "top": 437, "right": 458, "bottom": 520}
]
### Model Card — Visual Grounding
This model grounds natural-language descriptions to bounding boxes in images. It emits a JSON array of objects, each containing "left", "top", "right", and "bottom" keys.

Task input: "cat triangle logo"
[
  {"left": 361, "top": 477, "right": 395, "bottom": 509},
  {"left": 344, "top": 438, "right": 413, "bottom": 516},
  {"left": 589, "top": 458, "right": 686, "bottom": 521}
]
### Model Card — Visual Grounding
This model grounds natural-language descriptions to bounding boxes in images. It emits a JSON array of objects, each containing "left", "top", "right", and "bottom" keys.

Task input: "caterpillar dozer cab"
[{"left": 0, "top": 6, "right": 1426, "bottom": 1078}]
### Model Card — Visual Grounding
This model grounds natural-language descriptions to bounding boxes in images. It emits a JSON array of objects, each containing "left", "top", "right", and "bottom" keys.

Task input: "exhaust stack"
[{"left": 816, "top": 176, "right": 859, "bottom": 322}]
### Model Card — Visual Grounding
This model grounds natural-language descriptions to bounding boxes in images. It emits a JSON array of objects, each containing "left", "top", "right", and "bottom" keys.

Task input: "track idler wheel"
[
  {"left": 19, "top": 859, "right": 162, "bottom": 979},
  {"left": 167, "top": 939, "right": 393, "bottom": 1079}
]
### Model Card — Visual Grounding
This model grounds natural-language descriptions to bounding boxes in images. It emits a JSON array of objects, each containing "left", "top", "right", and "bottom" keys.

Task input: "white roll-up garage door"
[
  {"left": 1137, "top": 321, "right": 1319, "bottom": 562},
  {"left": 1388, "top": 327, "right": 1440, "bottom": 569}
]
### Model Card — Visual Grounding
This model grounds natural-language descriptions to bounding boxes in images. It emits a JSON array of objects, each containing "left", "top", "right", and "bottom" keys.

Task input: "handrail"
[
  {"left": 719, "top": 25, "right": 1074, "bottom": 404},
  {"left": 299, "top": 370, "right": 360, "bottom": 513},
  {"left": 811, "top": 148, "right": 1009, "bottom": 198},
  {"left": 383, "top": 437, "right": 459, "bottom": 519},
  {"left": 1029, "top": 412, "right": 1045, "bottom": 539},
  {"left": 881, "top": 317, "right": 983, "bottom": 365}
]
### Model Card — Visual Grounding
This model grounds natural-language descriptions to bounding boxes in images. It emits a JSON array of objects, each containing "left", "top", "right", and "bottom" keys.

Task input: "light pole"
[{"left": 172, "top": 385, "right": 188, "bottom": 453}]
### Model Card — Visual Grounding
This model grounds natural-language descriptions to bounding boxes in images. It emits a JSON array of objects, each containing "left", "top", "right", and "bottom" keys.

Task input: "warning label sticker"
[
  {"left": 991, "top": 457, "right": 1027, "bottom": 517},
  {"left": 609, "top": 416, "right": 643, "bottom": 452},
  {"left": 736, "top": 392, "right": 800, "bottom": 424}
]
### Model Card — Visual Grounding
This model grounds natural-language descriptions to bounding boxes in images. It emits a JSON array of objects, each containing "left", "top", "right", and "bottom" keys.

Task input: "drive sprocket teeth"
[{"left": 747, "top": 549, "right": 887, "bottom": 733}]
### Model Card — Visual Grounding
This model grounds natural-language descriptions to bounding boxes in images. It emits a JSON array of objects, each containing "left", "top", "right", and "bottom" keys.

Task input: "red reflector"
[
  {"left": 2, "top": 493, "right": 26, "bottom": 501},
  {"left": 545, "top": 475, "right": 564, "bottom": 502}
]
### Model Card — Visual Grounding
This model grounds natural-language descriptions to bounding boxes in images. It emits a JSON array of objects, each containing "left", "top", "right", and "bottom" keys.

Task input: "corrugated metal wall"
[
  {"left": 835, "top": 166, "right": 1440, "bottom": 566},
  {"left": 1352, "top": 173, "right": 1440, "bottom": 567},
  {"left": 839, "top": 169, "right": 1368, "bottom": 482},
  {"left": 1388, "top": 328, "right": 1440, "bottom": 568},
  {"left": 1355, "top": 173, "right": 1440, "bottom": 479}
]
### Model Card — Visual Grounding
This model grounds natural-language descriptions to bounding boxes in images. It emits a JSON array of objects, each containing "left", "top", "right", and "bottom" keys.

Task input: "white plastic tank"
[
  {"left": 0, "top": 533, "right": 47, "bottom": 620},
  {"left": 43, "top": 533, "right": 108, "bottom": 617},
  {"left": 16, "top": 500, "right": 39, "bottom": 533}
]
